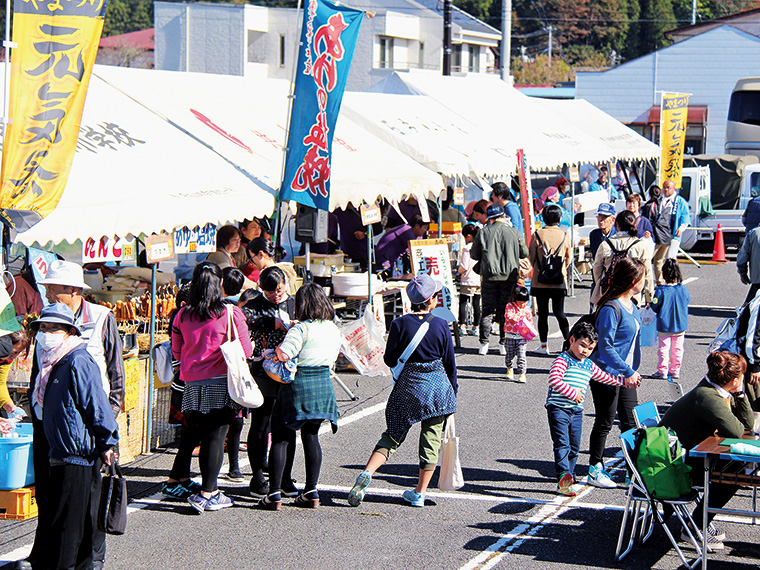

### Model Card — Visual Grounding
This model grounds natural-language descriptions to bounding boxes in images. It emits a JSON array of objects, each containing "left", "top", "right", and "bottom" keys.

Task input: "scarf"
[{"left": 33, "top": 336, "right": 86, "bottom": 409}]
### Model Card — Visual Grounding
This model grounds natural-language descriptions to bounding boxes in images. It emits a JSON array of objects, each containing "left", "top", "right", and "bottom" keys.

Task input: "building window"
[
  {"left": 379, "top": 36, "right": 394, "bottom": 69},
  {"left": 468, "top": 45, "right": 480, "bottom": 72},
  {"left": 452, "top": 44, "right": 462, "bottom": 72},
  {"left": 279, "top": 35, "right": 286, "bottom": 67},
  {"left": 247, "top": 30, "right": 266, "bottom": 63},
  {"left": 418, "top": 41, "right": 424, "bottom": 69}
]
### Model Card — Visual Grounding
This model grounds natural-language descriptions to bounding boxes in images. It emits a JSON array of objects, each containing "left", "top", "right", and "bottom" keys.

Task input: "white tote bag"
[
  {"left": 220, "top": 306, "right": 264, "bottom": 409},
  {"left": 438, "top": 415, "right": 464, "bottom": 491}
]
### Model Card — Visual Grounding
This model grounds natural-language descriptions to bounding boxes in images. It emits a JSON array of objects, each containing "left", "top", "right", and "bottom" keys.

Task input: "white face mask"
[{"left": 36, "top": 331, "right": 66, "bottom": 352}]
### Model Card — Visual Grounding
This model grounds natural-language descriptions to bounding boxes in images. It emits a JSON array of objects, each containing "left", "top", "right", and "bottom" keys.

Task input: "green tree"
[{"left": 637, "top": 0, "right": 677, "bottom": 53}]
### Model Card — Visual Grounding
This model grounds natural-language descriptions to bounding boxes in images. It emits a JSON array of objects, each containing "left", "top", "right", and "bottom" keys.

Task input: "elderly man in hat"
[{"left": 471, "top": 204, "right": 529, "bottom": 356}]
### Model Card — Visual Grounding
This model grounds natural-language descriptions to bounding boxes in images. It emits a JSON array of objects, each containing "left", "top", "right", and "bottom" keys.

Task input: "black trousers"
[
  {"left": 247, "top": 397, "right": 295, "bottom": 485},
  {"left": 458, "top": 294, "right": 481, "bottom": 327},
  {"left": 532, "top": 288, "right": 570, "bottom": 343},
  {"left": 269, "top": 420, "right": 323, "bottom": 493},
  {"left": 588, "top": 380, "right": 638, "bottom": 466},
  {"left": 187, "top": 407, "right": 236, "bottom": 493},
  {"left": 168, "top": 423, "right": 203, "bottom": 481},
  {"left": 226, "top": 415, "right": 244, "bottom": 472},
  {"left": 479, "top": 280, "right": 516, "bottom": 345}
]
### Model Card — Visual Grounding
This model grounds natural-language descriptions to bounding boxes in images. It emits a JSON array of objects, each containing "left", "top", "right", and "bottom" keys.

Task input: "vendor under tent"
[{"left": 93, "top": 66, "right": 445, "bottom": 211}]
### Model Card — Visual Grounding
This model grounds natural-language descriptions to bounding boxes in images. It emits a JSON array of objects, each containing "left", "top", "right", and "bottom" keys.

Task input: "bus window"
[
  {"left": 752, "top": 172, "right": 760, "bottom": 197},
  {"left": 728, "top": 91, "right": 760, "bottom": 126}
]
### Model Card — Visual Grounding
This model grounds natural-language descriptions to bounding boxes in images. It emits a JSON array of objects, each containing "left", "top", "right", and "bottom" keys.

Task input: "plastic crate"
[{"left": 0, "top": 486, "right": 38, "bottom": 520}]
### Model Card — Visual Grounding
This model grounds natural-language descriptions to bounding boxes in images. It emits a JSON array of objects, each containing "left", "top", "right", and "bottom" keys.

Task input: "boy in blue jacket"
[{"left": 651, "top": 259, "right": 690, "bottom": 380}]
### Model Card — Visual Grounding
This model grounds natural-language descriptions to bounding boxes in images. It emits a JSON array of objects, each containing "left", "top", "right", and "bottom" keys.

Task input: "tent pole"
[
  {"left": 367, "top": 223, "right": 372, "bottom": 306},
  {"left": 437, "top": 195, "right": 442, "bottom": 238},
  {"left": 145, "top": 262, "right": 157, "bottom": 453},
  {"left": 570, "top": 182, "right": 575, "bottom": 298}
]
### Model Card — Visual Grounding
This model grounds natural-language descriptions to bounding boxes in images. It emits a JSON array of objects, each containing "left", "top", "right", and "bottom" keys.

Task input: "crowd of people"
[{"left": 3, "top": 174, "right": 760, "bottom": 568}]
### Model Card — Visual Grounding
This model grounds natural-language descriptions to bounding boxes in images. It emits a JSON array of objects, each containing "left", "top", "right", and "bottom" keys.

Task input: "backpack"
[
  {"left": 535, "top": 233, "right": 566, "bottom": 285},
  {"left": 633, "top": 426, "right": 692, "bottom": 500},
  {"left": 599, "top": 238, "right": 641, "bottom": 296}
]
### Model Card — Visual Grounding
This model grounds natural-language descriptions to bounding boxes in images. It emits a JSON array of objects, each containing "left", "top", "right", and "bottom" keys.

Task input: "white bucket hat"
[{"left": 38, "top": 260, "right": 90, "bottom": 289}]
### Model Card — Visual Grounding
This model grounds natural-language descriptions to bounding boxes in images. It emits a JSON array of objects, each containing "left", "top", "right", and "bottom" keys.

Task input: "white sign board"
[
  {"left": 174, "top": 224, "right": 217, "bottom": 254},
  {"left": 409, "top": 239, "right": 458, "bottom": 322},
  {"left": 82, "top": 237, "right": 137, "bottom": 263}
]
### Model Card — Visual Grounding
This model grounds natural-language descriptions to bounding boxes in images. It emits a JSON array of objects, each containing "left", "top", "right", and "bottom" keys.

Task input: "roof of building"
[
  {"left": 665, "top": 7, "right": 760, "bottom": 39},
  {"left": 100, "top": 28, "right": 155, "bottom": 50}
]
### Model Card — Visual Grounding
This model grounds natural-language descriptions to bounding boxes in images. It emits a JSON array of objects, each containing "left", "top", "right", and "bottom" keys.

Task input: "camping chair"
[
  {"left": 615, "top": 429, "right": 703, "bottom": 568},
  {"left": 633, "top": 401, "right": 661, "bottom": 428}
]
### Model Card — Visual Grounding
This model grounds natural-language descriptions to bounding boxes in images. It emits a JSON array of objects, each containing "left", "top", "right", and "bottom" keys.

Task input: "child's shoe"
[
  {"left": 517, "top": 373, "right": 527, "bottom": 384},
  {"left": 650, "top": 371, "right": 667, "bottom": 379},
  {"left": 402, "top": 489, "right": 425, "bottom": 507},
  {"left": 535, "top": 344, "right": 550, "bottom": 355},
  {"left": 347, "top": 470, "right": 372, "bottom": 507},
  {"left": 498, "top": 344, "right": 507, "bottom": 356},
  {"left": 557, "top": 473, "right": 576, "bottom": 496},
  {"left": 505, "top": 368, "right": 514, "bottom": 380},
  {"left": 478, "top": 343, "right": 489, "bottom": 355}
]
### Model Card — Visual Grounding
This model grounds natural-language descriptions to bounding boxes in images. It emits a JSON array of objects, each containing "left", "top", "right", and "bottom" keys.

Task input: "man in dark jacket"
[{"left": 471, "top": 204, "right": 528, "bottom": 356}]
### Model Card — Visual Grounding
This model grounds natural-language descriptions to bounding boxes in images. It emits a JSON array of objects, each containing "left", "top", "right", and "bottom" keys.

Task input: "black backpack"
[
  {"left": 599, "top": 238, "right": 641, "bottom": 296},
  {"left": 535, "top": 233, "right": 566, "bottom": 285}
]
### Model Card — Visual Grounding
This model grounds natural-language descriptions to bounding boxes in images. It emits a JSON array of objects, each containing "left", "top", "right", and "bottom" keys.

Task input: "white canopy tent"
[
  {"left": 12, "top": 71, "right": 276, "bottom": 246},
  {"left": 94, "top": 66, "right": 445, "bottom": 210},
  {"left": 367, "top": 70, "right": 656, "bottom": 171}
]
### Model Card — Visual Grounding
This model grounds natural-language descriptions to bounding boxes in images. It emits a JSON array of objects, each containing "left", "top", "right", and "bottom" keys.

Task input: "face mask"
[{"left": 36, "top": 332, "right": 66, "bottom": 352}]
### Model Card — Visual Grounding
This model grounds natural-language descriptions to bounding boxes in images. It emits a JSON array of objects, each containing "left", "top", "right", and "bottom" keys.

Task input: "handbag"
[
  {"left": 390, "top": 313, "right": 434, "bottom": 380},
  {"left": 98, "top": 461, "right": 128, "bottom": 535},
  {"left": 516, "top": 316, "right": 538, "bottom": 341},
  {"left": 220, "top": 306, "right": 264, "bottom": 409},
  {"left": 438, "top": 415, "right": 464, "bottom": 491}
]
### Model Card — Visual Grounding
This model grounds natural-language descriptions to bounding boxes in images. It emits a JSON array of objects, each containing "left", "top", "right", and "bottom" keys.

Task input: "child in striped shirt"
[{"left": 546, "top": 320, "right": 623, "bottom": 496}]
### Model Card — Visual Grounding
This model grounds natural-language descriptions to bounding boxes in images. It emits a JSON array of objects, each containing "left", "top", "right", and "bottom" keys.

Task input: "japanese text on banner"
[
  {"left": 0, "top": 0, "right": 108, "bottom": 232},
  {"left": 279, "top": 0, "right": 363, "bottom": 211},
  {"left": 659, "top": 93, "right": 690, "bottom": 189}
]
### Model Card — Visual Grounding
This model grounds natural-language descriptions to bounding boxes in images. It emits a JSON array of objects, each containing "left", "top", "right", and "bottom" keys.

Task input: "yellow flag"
[
  {"left": 659, "top": 92, "right": 690, "bottom": 189},
  {"left": 0, "top": 0, "right": 107, "bottom": 232}
]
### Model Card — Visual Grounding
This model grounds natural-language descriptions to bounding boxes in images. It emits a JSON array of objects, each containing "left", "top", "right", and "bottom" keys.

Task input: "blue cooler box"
[{"left": 0, "top": 422, "right": 35, "bottom": 490}]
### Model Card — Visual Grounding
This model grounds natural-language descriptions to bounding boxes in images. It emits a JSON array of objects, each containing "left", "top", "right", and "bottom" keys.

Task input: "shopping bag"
[
  {"left": 516, "top": 316, "right": 538, "bottom": 342},
  {"left": 640, "top": 307, "right": 657, "bottom": 348},
  {"left": 339, "top": 309, "right": 391, "bottom": 377},
  {"left": 98, "top": 461, "right": 128, "bottom": 535},
  {"left": 221, "top": 306, "right": 264, "bottom": 408},
  {"left": 151, "top": 341, "right": 174, "bottom": 387},
  {"left": 438, "top": 415, "right": 464, "bottom": 491}
]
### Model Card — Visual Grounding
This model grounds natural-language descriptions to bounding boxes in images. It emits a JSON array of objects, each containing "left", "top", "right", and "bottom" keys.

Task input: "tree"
[{"left": 638, "top": 0, "right": 677, "bottom": 53}]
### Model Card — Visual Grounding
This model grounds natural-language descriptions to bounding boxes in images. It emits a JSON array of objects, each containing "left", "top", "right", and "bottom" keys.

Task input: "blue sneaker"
[
  {"left": 587, "top": 463, "right": 617, "bottom": 489},
  {"left": 162, "top": 481, "right": 193, "bottom": 501},
  {"left": 205, "top": 491, "right": 234, "bottom": 511},
  {"left": 187, "top": 493, "right": 209, "bottom": 513},
  {"left": 183, "top": 480, "right": 202, "bottom": 494},
  {"left": 402, "top": 489, "right": 425, "bottom": 507},
  {"left": 347, "top": 470, "right": 372, "bottom": 507}
]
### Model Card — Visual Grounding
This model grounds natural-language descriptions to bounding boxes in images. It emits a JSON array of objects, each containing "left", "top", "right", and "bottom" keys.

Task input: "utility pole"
[
  {"left": 500, "top": 0, "right": 511, "bottom": 81},
  {"left": 547, "top": 25, "right": 552, "bottom": 67},
  {"left": 443, "top": 0, "right": 452, "bottom": 75},
  {"left": 691, "top": 0, "right": 697, "bottom": 24}
]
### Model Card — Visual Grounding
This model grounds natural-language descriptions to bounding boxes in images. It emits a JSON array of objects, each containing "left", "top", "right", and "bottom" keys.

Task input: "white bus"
[{"left": 726, "top": 77, "right": 760, "bottom": 159}]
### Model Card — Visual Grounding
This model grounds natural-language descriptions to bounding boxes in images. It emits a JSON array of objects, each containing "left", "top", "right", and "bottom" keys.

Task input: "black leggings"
[
  {"left": 188, "top": 408, "right": 235, "bottom": 493},
  {"left": 169, "top": 423, "right": 202, "bottom": 481},
  {"left": 588, "top": 381, "right": 638, "bottom": 466},
  {"left": 226, "top": 415, "right": 244, "bottom": 472},
  {"left": 458, "top": 294, "right": 481, "bottom": 327},
  {"left": 269, "top": 420, "right": 323, "bottom": 493},
  {"left": 247, "top": 397, "right": 295, "bottom": 485},
  {"left": 533, "top": 288, "right": 570, "bottom": 343}
]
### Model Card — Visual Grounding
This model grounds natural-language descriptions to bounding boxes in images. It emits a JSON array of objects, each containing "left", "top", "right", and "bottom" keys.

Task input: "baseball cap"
[
  {"left": 486, "top": 204, "right": 504, "bottom": 219},
  {"left": 596, "top": 203, "right": 616, "bottom": 217},
  {"left": 406, "top": 273, "right": 443, "bottom": 304}
]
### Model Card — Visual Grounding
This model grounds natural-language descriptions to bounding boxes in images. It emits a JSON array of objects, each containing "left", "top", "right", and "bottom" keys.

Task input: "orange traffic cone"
[{"left": 712, "top": 223, "right": 727, "bottom": 263}]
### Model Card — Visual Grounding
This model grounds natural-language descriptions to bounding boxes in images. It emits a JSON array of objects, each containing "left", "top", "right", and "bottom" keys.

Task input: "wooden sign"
[
  {"left": 145, "top": 233, "right": 174, "bottom": 263},
  {"left": 409, "top": 238, "right": 458, "bottom": 322}
]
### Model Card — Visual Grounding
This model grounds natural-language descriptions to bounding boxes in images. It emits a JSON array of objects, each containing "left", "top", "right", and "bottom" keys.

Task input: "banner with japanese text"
[
  {"left": 280, "top": 0, "right": 363, "bottom": 211},
  {"left": 409, "top": 238, "right": 458, "bottom": 323},
  {"left": 0, "top": 0, "right": 108, "bottom": 232},
  {"left": 516, "top": 149, "right": 535, "bottom": 244},
  {"left": 659, "top": 92, "right": 690, "bottom": 189}
]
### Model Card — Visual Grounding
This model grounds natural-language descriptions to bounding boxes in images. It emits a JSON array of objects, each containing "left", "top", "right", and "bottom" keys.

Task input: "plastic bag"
[
  {"left": 640, "top": 307, "right": 657, "bottom": 348},
  {"left": 340, "top": 308, "right": 391, "bottom": 377}
]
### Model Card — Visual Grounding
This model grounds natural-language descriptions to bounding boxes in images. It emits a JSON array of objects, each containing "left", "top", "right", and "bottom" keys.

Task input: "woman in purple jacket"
[{"left": 172, "top": 262, "right": 253, "bottom": 513}]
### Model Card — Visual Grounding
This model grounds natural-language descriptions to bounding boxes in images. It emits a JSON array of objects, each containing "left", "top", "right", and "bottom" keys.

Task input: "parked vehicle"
[{"left": 726, "top": 77, "right": 760, "bottom": 159}]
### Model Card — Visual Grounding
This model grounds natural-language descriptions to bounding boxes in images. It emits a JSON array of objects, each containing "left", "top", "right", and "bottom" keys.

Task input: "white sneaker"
[
  {"left": 499, "top": 344, "right": 507, "bottom": 356},
  {"left": 478, "top": 343, "right": 489, "bottom": 355},
  {"left": 516, "top": 373, "right": 527, "bottom": 383},
  {"left": 586, "top": 463, "right": 617, "bottom": 489},
  {"left": 535, "top": 344, "right": 550, "bottom": 355}
]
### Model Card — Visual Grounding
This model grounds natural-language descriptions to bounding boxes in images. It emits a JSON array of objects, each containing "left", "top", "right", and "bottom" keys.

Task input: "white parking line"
[{"left": 682, "top": 277, "right": 699, "bottom": 285}]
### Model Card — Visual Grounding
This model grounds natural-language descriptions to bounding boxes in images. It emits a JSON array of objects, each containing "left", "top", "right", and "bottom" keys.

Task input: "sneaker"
[
  {"left": 707, "top": 523, "right": 726, "bottom": 542},
  {"left": 347, "top": 470, "right": 372, "bottom": 507},
  {"left": 587, "top": 463, "right": 617, "bottom": 489},
  {"left": 162, "top": 481, "right": 193, "bottom": 501},
  {"left": 557, "top": 473, "right": 576, "bottom": 496},
  {"left": 458, "top": 326, "right": 468, "bottom": 337},
  {"left": 506, "top": 369, "right": 514, "bottom": 380},
  {"left": 517, "top": 373, "right": 527, "bottom": 384},
  {"left": 191, "top": 446, "right": 200, "bottom": 457},
  {"left": 225, "top": 470, "right": 245, "bottom": 483},
  {"left": 680, "top": 527, "right": 725, "bottom": 550},
  {"left": 535, "top": 344, "right": 549, "bottom": 355},
  {"left": 669, "top": 374, "right": 681, "bottom": 381},
  {"left": 187, "top": 493, "right": 209, "bottom": 514},
  {"left": 478, "top": 343, "right": 489, "bottom": 356},
  {"left": 650, "top": 372, "right": 667, "bottom": 379},
  {"left": 498, "top": 344, "right": 507, "bottom": 356},
  {"left": 258, "top": 492, "right": 282, "bottom": 511},
  {"left": 281, "top": 478, "right": 300, "bottom": 498},
  {"left": 205, "top": 491, "right": 234, "bottom": 511},
  {"left": 249, "top": 478, "right": 269, "bottom": 498},
  {"left": 183, "top": 479, "right": 202, "bottom": 494},
  {"left": 402, "top": 489, "right": 425, "bottom": 507}
]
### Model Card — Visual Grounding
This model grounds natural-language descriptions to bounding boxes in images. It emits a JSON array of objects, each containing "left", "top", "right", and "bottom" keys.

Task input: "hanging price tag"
[
  {"left": 145, "top": 233, "right": 174, "bottom": 263},
  {"left": 608, "top": 162, "right": 617, "bottom": 178},
  {"left": 568, "top": 166, "right": 580, "bottom": 183},
  {"left": 360, "top": 204, "right": 381, "bottom": 226},
  {"left": 453, "top": 187, "right": 465, "bottom": 206}
]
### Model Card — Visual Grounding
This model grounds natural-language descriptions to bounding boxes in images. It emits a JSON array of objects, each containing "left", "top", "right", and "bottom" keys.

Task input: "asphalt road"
[{"left": 2, "top": 258, "right": 759, "bottom": 570}]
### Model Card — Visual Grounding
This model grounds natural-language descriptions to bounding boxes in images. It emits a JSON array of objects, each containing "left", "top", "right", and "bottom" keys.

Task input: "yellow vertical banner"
[
  {"left": 0, "top": 0, "right": 108, "bottom": 232},
  {"left": 658, "top": 92, "right": 690, "bottom": 189}
]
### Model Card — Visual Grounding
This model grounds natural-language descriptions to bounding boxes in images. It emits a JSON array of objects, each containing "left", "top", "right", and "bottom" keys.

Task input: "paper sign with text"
[
  {"left": 568, "top": 166, "right": 580, "bottom": 183},
  {"left": 453, "top": 187, "right": 465, "bottom": 206},
  {"left": 83, "top": 237, "right": 136, "bottom": 263},
  {"left": 145, "top": 233, "right": 174, "bottom": 263},
  {"left": 409, "top": 238, "right": 458, "bottom": 322},
  {"left": 174, "top": 224, "right": 217, "bottom": 255},
  {"left": 360, "top": 204, "right": 381, "bottom": 226}
]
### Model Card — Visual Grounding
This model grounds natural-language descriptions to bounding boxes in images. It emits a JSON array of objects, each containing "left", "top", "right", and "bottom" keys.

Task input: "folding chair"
[
  {"left": 615, "top": 429, "right": 703, "bottom": 568},
  {"left": 633, "top": 401, "right": 661, "bottom": 428}
]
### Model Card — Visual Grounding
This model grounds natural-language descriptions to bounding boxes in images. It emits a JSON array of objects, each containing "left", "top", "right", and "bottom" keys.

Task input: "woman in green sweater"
[{"left": 661, "top": 351, "right": 755, "bottom": 548}]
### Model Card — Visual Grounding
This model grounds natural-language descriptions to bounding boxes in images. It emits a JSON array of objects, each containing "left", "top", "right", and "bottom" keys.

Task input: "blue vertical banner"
[{"left": 280, "top": 0, "right": 364, "bottom": 211}]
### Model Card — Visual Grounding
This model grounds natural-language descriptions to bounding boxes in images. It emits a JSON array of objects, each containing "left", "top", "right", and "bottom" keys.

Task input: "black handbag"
[{"left": 98, "top": 461, "right": 128, "bottom": 535}]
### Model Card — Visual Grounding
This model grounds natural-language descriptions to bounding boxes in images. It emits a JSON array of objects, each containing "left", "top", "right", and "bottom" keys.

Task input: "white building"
[
  {"left": 576, "top": 23, "right": 760, "bottom": 155},
  {"left": 154, "top": 0, "right": 500, "bottom": 91}
]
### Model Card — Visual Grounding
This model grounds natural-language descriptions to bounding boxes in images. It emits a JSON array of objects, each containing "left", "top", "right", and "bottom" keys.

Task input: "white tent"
[
  {"left": 341, "top": 91, "right": 516, "bottom": 183},
  {"left": 367, "top": 70, "right": 657, "bottom": 171},
  {"left": 94, "top": 66, "right": 445, "bottom": 210},
  {"left": 12, "top": 72, "right": 277, "bottom": 245}
]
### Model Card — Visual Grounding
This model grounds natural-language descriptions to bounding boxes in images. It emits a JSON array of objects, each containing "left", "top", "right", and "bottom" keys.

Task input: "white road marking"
[{"left": 682, "top": 277, "right": 699, "bottom": 285}]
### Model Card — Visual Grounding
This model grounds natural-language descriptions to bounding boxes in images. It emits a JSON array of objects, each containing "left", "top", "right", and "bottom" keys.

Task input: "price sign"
[
  {"left": 145, "top": 233, "right": 174, "bottom": 263},
  {"left": 453, "top": 187, "right": 465, "bottom": 206},
  {"left": 82, "top": 237, "right": 137, "bottom": 263},
  {"left": 122, "top": 358, "right": 140, "bottom": 412},
  {"left": 568, "top": 166, "right": 580, "bottom": 183},
  {"left": 360, "top": 204, "right": 381, "bottom": 226},
  {"left": 608, "top": 161, "right": 617, "bottom": 178},
  {"left": 173, "top": 224, "right": 217, "bottom": 254}
]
